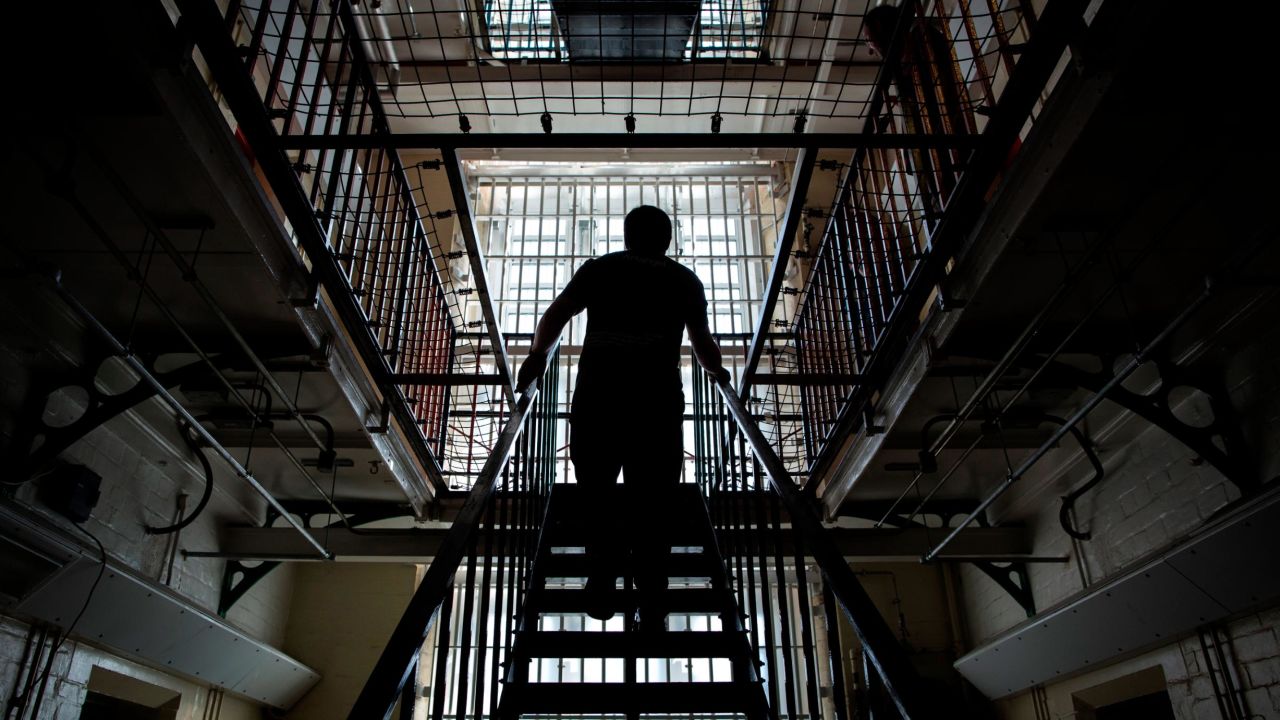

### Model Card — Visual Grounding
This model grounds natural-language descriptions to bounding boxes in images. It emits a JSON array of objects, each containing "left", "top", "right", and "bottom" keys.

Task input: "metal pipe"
[
  {"left": 45, "top": 163, "right": 368, "bottom": 538},
  {"left": 922, "top": 280, "right": 1216, "bottom": 562},
  {"left": 47, "top": 275, "right": 332, "bottom": 559},
  {"left": 77, "top": 140, "right": 330, "bottom": 455}
]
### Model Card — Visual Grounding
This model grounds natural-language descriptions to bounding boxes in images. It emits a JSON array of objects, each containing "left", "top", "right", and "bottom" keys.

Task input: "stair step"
[
  {"left": 532, "top": 587, "right": 729, "bottom": 615},
  {"left": 502, "top": 681, "right": 760, "bottom": 714},
  {"left": 515, "top": 630, "right": 746, "bottom": 658},
  {"left": 539, "top": 552, "right": 718, "bottom": 580}
]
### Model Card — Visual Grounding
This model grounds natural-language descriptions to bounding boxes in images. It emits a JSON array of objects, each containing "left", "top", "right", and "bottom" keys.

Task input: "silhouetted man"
[{"left": 516, "top": 205, "right": 728, "bottom": 629}]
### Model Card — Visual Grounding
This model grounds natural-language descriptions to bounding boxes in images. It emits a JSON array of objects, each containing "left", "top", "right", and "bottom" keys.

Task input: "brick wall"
[
  {"left": 0, "top": 295, "right": 296, "bottom": 715},
  {"left": 957, "top": 312, "right": 1280, "bottom": 717}
]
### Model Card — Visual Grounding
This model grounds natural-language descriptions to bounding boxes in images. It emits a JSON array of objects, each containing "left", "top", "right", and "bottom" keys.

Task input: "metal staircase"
[{"left": 497, "top": 483, "right": 771, "bottom": 718}]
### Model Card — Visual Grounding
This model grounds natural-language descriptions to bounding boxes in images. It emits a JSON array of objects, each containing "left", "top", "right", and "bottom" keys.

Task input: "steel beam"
[
  {"left": 209, "top": 524, "right": 1029, "bottom": 561},
  {"left": 740, "top": 147, "right": 816, "bottom": 398},
  {"left": 277, "top": 133, "right": 983, "bottom": 151},
  {"left": 441, "top": 147, "right": 516, "bottom": 409}
]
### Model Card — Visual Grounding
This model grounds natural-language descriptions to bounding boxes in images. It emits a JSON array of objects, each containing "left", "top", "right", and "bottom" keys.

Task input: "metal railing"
[
  {"left": 349, "top": 349, "right": 559, "bottom": 719},
  {"left": 694, "top": 373, "right": 961, "bottom": 719},
  {"left": 770, "top": 0, "right": 1089, "bottom": 478},
  {"left": 207, "top": 0, "right": 465, "bottom": 462}
]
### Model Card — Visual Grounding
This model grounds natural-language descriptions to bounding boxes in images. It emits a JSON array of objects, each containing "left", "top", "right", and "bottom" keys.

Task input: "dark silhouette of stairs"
[{"left": 498, "top": 483, "right": 772, "bottom": 719}]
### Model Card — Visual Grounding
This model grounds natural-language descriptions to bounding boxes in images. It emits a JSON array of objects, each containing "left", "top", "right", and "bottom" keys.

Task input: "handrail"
[
  {"left": 711, "top": 376, "right": 953, "bottom": 720},
  {"left": 348, "top": 344, "right": 558, "bottom": 719}
]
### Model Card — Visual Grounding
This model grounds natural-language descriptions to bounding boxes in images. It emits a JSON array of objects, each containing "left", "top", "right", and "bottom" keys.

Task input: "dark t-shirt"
[{"left": 561, "top": 250, "right": 707, "bottom": 393}]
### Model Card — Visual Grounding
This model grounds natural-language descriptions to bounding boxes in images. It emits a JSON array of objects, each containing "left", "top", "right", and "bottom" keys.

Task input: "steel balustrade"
[
  {"left": 693, "top": 371, "right": 961, "bottom": 719},
  {"left": 349, "top": 349, "right": 559, "bottom": 719}
]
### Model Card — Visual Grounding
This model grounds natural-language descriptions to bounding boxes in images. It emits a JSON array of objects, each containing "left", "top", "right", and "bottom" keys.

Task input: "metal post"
[
  {"left": 740, "top": 148, "right": 816, "bottom": 398},
  {"left": 441, "top": 148, "right": 516, "bottom": 408},
  {"left": 714, "top": 377, "right": 946, "bottom": 719}
]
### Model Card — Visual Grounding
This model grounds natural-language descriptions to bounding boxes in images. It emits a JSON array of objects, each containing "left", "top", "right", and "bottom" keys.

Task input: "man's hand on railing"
[
  {"left": 516, "top": 350, "right": 547, "bottom": 393},
  {"left": 706, "top": 365, "right": 731, "bottom": 387}
]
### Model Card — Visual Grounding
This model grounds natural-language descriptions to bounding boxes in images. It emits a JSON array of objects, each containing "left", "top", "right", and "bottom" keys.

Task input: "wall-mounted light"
[
  {"left": 458, "top": 115, "right": 471, "bottom": 133},
  {"left": 541, "top": 112, "right": 553, "bottom": 134},
  {"left": 711, "top": 112, "right": 723, "bottom": 134},
  {"left": 624, "top": 114, "right": 636, "bottom": 133},
  {"left": 793, "top": 110, "right": 808, "bottom": 134}
]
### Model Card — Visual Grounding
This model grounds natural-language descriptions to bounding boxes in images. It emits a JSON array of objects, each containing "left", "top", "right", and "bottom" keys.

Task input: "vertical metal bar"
[
  {"left": 450, "top": 536, "right": 480, "bottom": 720},
  {"left": 279, "top": 0, "right": 322, "bottom": 136},
  {"left": 750, "top": 464, "right": 781, "bottom": 709},
  {"left": 769, "top": 492, "right": 800, "bottom": 719},
  {"left": 470, "top": 502, "right": 497, "bottom": 719},
  {"left": 429, "top": 584, "right": 455, "bottom": 720},
  {"left": 263, "top": 0, "right": 300, "bottom": 115},
  {"left": 741, "top": 148, "right": 816, "bottom": 397},
  {"left": 792, "top": 529, "right": 824, "bottom": 716},
  {"left": 245, "top": 0, "right": 273, "bottom": 75},
  {"left": 488, "top": 481, "right": 511, "bottom": 711},
  {"left": 442, "top": 148, "right": 516, "bottom": 407},
  {"left": 824, "top": 581, "right": 852, "bottom": 720}
]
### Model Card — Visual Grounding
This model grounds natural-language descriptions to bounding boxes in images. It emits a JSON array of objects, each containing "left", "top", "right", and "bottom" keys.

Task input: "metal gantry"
[{"left": 174, "top": 0, "right": 1096, "bottom": 717}]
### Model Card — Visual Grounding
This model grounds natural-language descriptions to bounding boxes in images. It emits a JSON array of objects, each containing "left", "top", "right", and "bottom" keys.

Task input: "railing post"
[{"left": 714, "top": 378, "right": 957, "bottom": 719}]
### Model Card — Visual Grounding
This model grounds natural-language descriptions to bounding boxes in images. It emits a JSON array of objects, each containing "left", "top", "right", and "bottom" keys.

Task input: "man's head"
[{"left": 624, "top": 205, "right": 672, "bottom": 256}]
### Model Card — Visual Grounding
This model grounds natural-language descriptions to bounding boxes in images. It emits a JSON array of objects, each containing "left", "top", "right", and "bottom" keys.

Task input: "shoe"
[{"left": 584, "top": 575, "right": 615, "bottom": 621}]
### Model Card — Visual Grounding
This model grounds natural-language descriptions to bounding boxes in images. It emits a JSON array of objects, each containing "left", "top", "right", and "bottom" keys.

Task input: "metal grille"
[
  {"left": 467, "top": 165, "right": 786, "bottom": 484},
  {"left": 227, "top": 0, "right": 1028, "bottom": 131}
]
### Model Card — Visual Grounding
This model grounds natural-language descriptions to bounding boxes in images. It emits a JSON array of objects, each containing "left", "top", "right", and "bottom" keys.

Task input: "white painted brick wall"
[
  {"left": 1, "top": 332, "right": 297, "bottom": 713},
  {"left": 965, "top": 319, "right": 1280, "bottom": 717}
]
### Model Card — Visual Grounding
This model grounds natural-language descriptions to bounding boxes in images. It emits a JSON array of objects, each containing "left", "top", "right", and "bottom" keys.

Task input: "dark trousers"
[{"left": 569, "top": 382, "right": 684, "bottom": 608}]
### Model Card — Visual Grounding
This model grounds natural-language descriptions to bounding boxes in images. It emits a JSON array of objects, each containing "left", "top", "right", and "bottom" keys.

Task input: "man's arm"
[
  {"left": 515, "top": 292, "right": 583, "bottom": 392},
  {"left": 687, "top": 311, "right": 730, "bottom": 386}
]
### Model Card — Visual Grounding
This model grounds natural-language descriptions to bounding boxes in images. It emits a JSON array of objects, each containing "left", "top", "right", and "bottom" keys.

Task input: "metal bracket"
[
  {"left": 1039, "top": 353, "right": 1257, "bottom": 495},
  {"left": 218, "top": 502, "right": 410, "bottom": 615},
  {"left": 844, "top": 499, "right": 1037, "bottom": 616}
]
